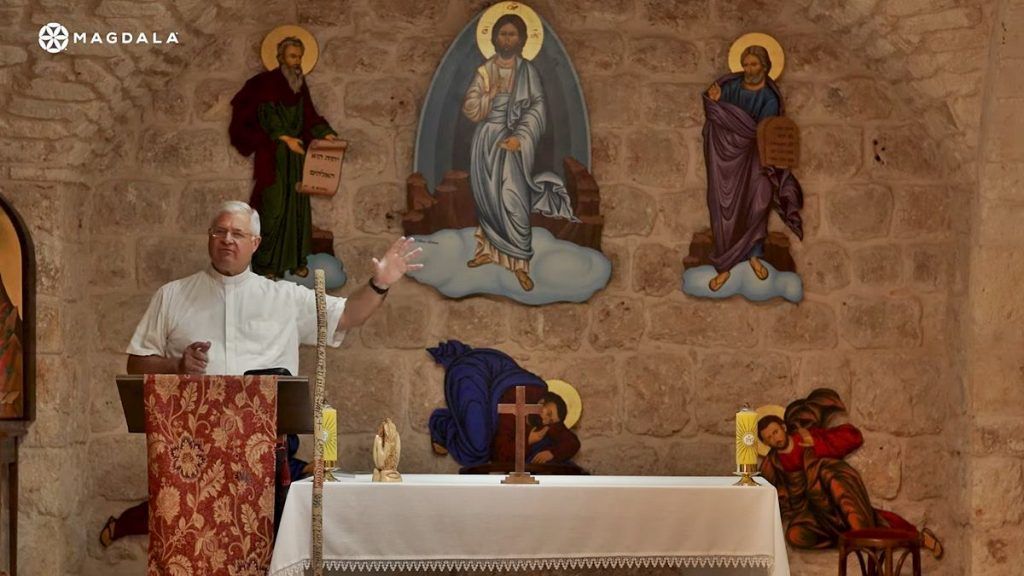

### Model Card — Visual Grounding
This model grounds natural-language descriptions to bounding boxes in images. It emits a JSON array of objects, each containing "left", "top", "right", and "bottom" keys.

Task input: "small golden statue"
[{"left": 372, "top": 417, "right": 402, "bottom": 482}]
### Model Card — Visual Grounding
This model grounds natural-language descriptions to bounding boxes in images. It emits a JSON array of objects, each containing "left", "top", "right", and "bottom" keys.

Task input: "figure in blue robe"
[{"left": 427, "top": 340, "right": 547, "bottom": 467}]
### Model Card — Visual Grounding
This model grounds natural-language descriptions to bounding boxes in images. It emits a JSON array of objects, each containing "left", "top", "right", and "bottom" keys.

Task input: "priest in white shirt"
[
  {"left": 126, "top": 200, "right": 422, "bottom": 374},
  {"left": 100, "top": 200, "right": 422, "bottom": 548}
]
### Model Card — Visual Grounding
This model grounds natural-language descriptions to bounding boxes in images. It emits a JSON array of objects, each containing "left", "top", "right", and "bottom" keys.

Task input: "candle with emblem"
[
  {"left": 734, "top": 405, "right": 759, "bottom": 486},
  {"left": 323, "top": 404, "right": 338, "bottom": 463}
]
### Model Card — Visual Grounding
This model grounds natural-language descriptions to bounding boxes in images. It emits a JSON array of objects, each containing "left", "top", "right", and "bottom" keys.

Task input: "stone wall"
[
  {"left": 966, "top": 0, "right": 1024, "bottom": 574},
  {"left": 0, "top": 1, "right": 1015, "bottom": 575}
]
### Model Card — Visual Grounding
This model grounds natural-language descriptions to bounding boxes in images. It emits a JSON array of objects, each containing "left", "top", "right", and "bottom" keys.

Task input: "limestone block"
[
  {"left": 647, "top": 298, "right": 758, "bottom": 348},
  {"left": 641, "top": 0, "right": 710, "bottom": 27},
  {"left": 192, "top": 78, "right": 238, "bottom": 122},
  {"left": 344, "top": 78, "right": 419, "bottom": 127},
  {"left": 970, "top": 350, "right": 1024, "bottom": 417},
  {"left": 977, "top": 199, "right": 1024, "bottom": 248},
  {"left": 657, "top": 189, "right": 710, "bottom": 239},
  {"left": 407, "top": 353, "right": 446, "bottom": 435},
  {"left": 0, "top": 45, "right": 27, "bottom": 67},
  {"left": 574, "top": 437, "right": 660, "bottom": 475},
  {"left": 583, "top": 76, "right": 646, "bottom": 128},
  {"left": 368, "top": 0, "right": 448, "bottom": 26},
  {"left": 558, "top": 355, "right": 620, "bottom": 436},
  {"left": 359, "top": 284, "right": 434, "bottom": 350},
  {"left": 971, "top": 457, "right": 1024, "bottom": 527},
  {"left": 328, "top": 351, "right": 406, "bottom": 433},
  {"left": 338, "top": 127, "right": 390, "bottom": 178},
  {"left": 24, "top": 78, "right": 95, "bottom": 102},
  {"left": 34, "top": 235, "right": 65, "bottom": 297},
  {"left": 898, "top": 7, "right": 984, "bottom": 37},
  {"left": 793, "top": 241, "right": 851, "bottom": 294},
  {"left": 800, "top": 125, "right": 862, "bottom": 180},
  {"left": 662, "top": 437, "right": 732, "bottom": 476},
  {"left": 37, "top": 297, "right": 62, "bottom": 354},
  {"left": 600, "top": 239, "right": 631, "bottom": 293},
  {"left": 971, "top": 526, "right": 1024, "bottom": 576},
  {"left": 714, "top": 0, "right": 789, "bottom": 28},
  {"left": 336, "top": 236, "right": 391, "bottom": 285},
  {"left": 602, "top": 184, "right": 657, "bottom": 237},
  {"left": 91, "top": 293, "right": 154, "bottom": 354},
  {"left": 825, "top": 183, "right": 893, "bottom": 239},
  {"left": 177, "top": 181, "right": 251, "bottom": 229},
  {"left": 852, "top": 244, "right": 902, "bottom": 286},
  {"left": 88, "top": 434, "right": 148, "bottom": 501},
  {"left": 544, "top": 0, "right": 636, "bottom": 26},
  {"left": 509, "top": 302, "right": 589, "bottom": 352},
  {"left": 850, "top": 352, "right": 949, "bottom": 435},
  {"left": 642, "top": 83, "right": 705, "bottom": 129},
  {"left": 151, "top": 86, "right": 188, "bottom": 124},
  {"left": 869, "top": 124, "right": 945, "bottom": 179},
  {"left": 972, "top": 416, "right": 1024, "bottom": 457},
  {"left": 320, "top": 37, "right": 393, "bottom": 78},
  {"left": 561, "top": 31, "right": 626, "bottom": 76},
  {"left": 443, "top": 298, "right": 510, "bottom": 347},
  {"left": 632, "top": 242, "right": 682, "bottom": 296},
  {"left": 588, "top": 294, "right": 645, "bottom": 351},
  {"left": 139, "top": 128, "right": 233, "bottom": 175},
  {"left": 296, "top": 0, "right": 355, "bottom": 26},
  {"left": 845, "top": 433, "right": 901, "bottom": 500},
  {"left": 892, "top": 185, "right": 952, "bottom": 238},
  {"left": 694, "top": 351, "right": 793, "bottom": 435},
  {"left": 968, "top": 247, "right": 1024, "bottom": 348},
  {"left": 16, "top": 513, "right": 66, "bottom": 574},
  {"left": 393, "top": 35, "right": 450, "bottom": 77},
  {"left": 627, "top": 36, "right": 699, "bottom": 75},
  {"left": 88, "top": 236, "right": 135, "bottom": 291},
  {"left": 0, "top": 181, "right": 75, "bottom": 238},
  {"left": 135, "top": 235, "right": 209, "bottom": 292},
  {"left": 785, "top": 35, "right": 850, "bottom": 77},
  {"left": 901, "top": 435, "right": 956, "bottom": 501},
  {"left": 590, "top": 130, "right": 623, "bottom": 184},
  {"left": 908, "top": 243, "right": 953, "bottom": 290},
  {"left": 352, "top": 182, "right": 404, "bottom": 234},
  {"left": 622, "top": 352, "right": 694, "bottom": 437},
  {"left": 90, "top": 354, "right": 131, "bottom": 434},
  {"left": 796, "top": 353, "right": 852, "bottom": 400},
  {"left": 761, "top": 300, "right": 837, "bottom": 351},
  {"left": 624, "top": 130, "right": 688, "bottom": 188},
  {"left": 839, "top": 295, "right": 922, "bottom": 348}
]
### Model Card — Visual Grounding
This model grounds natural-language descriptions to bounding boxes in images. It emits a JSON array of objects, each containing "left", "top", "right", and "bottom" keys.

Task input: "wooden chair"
[{"left": 839, "top": 528, "right": 921, "bottom": 576}]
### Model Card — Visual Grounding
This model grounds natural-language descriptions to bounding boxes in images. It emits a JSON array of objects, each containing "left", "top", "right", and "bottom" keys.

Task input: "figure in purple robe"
[
  {"left": 427, "top": 340, "right": 547, "bottom": 467},
  {"left": 703, "top": 45, "right": 803, "bottom": 292}
]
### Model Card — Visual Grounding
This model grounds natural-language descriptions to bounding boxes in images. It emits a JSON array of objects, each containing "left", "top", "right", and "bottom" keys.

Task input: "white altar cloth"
[{"left": 269, "top": 474, "right": 790, "bottom": 575}]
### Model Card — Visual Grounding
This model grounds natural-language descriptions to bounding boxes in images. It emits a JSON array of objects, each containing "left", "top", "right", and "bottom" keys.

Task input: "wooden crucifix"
[{"left": 498, "top": 385, "right": 542, "bottom": 485}]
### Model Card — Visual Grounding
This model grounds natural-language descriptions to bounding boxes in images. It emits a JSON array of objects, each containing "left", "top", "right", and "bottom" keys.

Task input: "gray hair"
[
  {"left": 741, "top": 45, "right": 772, "bottom": 74},
  {"left": 276, "top": 37, "right": 305, "bottom": 64},
  {"left": 211, "top": 201, "right": 261, "bottom": 237}
]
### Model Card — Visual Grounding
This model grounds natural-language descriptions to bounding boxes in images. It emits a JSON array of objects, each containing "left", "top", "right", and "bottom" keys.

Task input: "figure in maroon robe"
[
  {"left": 229, "top": 36, "right": 337, "bottom": 278},
  {"left": 757, "top": 389, "right": 943, "bottom": 557},
  {"left": 703, "top": 45, "right": 803, "bottom": 292}
]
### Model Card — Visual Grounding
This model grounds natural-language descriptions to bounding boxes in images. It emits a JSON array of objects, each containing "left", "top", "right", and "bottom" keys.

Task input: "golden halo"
[
  {"left": 476, "top": 1, "right": 544, "bottom": 61},
  {"left": 728, "top": 32, "right": 785, "bottom": 80},
  {"left": 754, "top": 404, "right": 786, "bottom": 457},
  {"left": 261, "top": 24, "right": 320, "bottom": 75},
  {"left": 545, "top": 379, "right": 582, "bottom": 429}
]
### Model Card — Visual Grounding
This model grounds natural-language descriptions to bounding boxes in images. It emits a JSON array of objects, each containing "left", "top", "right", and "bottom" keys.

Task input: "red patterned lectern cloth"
[{"left": 144, "top": 374, "right": 278, "bottom": 576}]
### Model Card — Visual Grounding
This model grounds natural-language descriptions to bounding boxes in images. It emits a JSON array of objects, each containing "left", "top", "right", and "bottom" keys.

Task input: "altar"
[{"left": 269, "top": 474, "right": 790, "bottom": 576}]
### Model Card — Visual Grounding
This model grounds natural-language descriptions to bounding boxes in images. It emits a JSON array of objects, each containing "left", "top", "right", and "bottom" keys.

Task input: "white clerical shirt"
[{"left": 127, "top": 266, "right": 346, "bottom": 375}]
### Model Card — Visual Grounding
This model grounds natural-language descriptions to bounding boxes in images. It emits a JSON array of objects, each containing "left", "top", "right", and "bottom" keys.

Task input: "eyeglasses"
[{"left": 209, "top": 227, "right": 255, "bottom": 242}]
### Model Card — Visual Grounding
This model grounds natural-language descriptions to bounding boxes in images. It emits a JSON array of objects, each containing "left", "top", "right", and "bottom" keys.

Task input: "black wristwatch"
[{"left": 369, "top": 278, "right": 390, "bottom": 296}]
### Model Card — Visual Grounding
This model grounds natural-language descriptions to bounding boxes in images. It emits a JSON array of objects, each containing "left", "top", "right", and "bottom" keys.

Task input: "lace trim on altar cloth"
[{"left": 271, "top": 555, "right": 774, "bottom": 575}]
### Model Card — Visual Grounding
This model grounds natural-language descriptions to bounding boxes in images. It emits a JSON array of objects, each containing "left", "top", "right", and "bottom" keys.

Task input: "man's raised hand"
[{"left": 371, "top": 236, "right": 424, "bottom": 288}]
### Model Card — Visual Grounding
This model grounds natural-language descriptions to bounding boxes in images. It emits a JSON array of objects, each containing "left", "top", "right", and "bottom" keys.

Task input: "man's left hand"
[
  {"left": 371, "top": 236, "right": 424, "bottom": 288},
  {"left": 324, "top": 134, "right": 337, "bottom": 141},
  {"left": 797, "top": 427, "right": 814, "bottom": 447}
]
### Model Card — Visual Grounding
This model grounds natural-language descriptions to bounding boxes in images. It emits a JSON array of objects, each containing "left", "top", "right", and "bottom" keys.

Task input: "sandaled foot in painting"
[
  {"left": 709, "top": 270, "right": 730, "bottom": 291},
  {"left": 749, "top": 256, "right": 769, "bottom": 280}
]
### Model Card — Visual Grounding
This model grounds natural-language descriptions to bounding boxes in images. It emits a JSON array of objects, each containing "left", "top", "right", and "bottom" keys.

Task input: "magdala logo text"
[
  {"left": 38, "top": 22, "right": 69, "bottom": 54},
  {"left": 36, "top": 21, "right": 179, "bottom": 53}
]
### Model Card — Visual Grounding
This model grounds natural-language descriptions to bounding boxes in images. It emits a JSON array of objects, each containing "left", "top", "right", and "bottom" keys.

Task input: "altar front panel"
[{"left": 270, "top": 474, "right": 790, "bottom": 576}]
